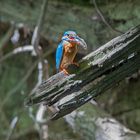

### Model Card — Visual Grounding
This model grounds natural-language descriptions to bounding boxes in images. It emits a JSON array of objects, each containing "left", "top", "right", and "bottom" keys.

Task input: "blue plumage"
[{"left": 56, "top": 42, "right": 64, "bottom": 72}]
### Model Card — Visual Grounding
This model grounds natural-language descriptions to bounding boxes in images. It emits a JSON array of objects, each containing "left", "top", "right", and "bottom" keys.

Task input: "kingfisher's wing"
[{"left": 56, "top": 42, "right": 64, "bottom": 72}]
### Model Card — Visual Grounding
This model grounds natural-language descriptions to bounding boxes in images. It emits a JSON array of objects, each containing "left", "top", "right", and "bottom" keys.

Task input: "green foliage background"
[{"left": 0, "top": 0, "right": 140, "bottom": 139}]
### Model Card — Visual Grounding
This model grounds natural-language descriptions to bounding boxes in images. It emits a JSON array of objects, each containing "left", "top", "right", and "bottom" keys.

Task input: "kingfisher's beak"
[
  {"left": 75, "top": 36, "right": 87, "bottom": 50},
  {"left": 62, "top": 34, "right": 87, "bottom": 50}
]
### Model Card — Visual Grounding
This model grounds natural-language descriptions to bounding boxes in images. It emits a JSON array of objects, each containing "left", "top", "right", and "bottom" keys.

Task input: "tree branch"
[
  {"left": 31, "top": 0, "right": 48, "bottom": 56},
  {"left": 25, "top": 25, "right": 140, "bottom": 121}
]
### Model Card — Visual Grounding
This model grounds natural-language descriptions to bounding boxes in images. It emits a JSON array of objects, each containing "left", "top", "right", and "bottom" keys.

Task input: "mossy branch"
[{"left": 25, "top": 25, "right": 140, "bottom": 120}]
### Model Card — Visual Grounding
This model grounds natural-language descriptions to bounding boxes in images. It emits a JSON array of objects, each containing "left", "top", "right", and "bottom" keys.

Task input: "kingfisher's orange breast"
[{"left": 60, "top": 42, "right": 77, "bottom": 69}]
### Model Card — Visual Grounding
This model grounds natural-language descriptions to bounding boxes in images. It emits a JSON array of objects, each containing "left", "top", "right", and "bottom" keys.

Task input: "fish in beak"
[
  {"left": 62, "top": 31, "right": 87, "bottom": 50},
  {"left": 75, "top": 36, "right": 87, "bottom": 50}
]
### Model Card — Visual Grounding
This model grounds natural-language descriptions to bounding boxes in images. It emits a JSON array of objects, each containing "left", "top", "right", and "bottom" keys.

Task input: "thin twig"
[
  {"left": 31, "top": 0, "right": 48, "bottom": 56},
  {"left": 0, "top": 45, "right": 33, "bottom": 63},
  {"left": 0, "top": 46, "right": 52, "bottom": 63},
  {"left": 6, "top": 116, "right": 18, "bottom": 140},
  {"left": 92, "top": 0, "right": 124, "bottom": 34}
]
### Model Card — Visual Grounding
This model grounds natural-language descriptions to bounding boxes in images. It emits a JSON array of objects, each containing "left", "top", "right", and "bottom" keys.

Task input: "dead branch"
[{"left": 25, "top": 25, "right": 140, "bottom": 121}]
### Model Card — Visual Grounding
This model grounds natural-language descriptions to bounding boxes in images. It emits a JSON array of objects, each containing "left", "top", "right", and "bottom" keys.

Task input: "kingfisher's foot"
[{"left": 62, "top": 69, "right": 69, "bottom": 75}]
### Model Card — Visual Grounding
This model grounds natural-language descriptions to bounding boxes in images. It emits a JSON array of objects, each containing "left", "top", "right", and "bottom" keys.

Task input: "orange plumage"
[{"left": 60, "top": 42, "right": 78, "bottom": 72}]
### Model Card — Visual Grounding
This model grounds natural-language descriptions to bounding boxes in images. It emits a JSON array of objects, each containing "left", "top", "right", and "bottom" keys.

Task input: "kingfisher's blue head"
[{"left": 62, "top": 30, "right": 87, "bottom": 50}]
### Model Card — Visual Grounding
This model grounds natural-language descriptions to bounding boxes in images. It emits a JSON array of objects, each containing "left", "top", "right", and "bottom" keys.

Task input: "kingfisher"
[{"left": 56, "top": 31, "right": 87, "bottom": 74}]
